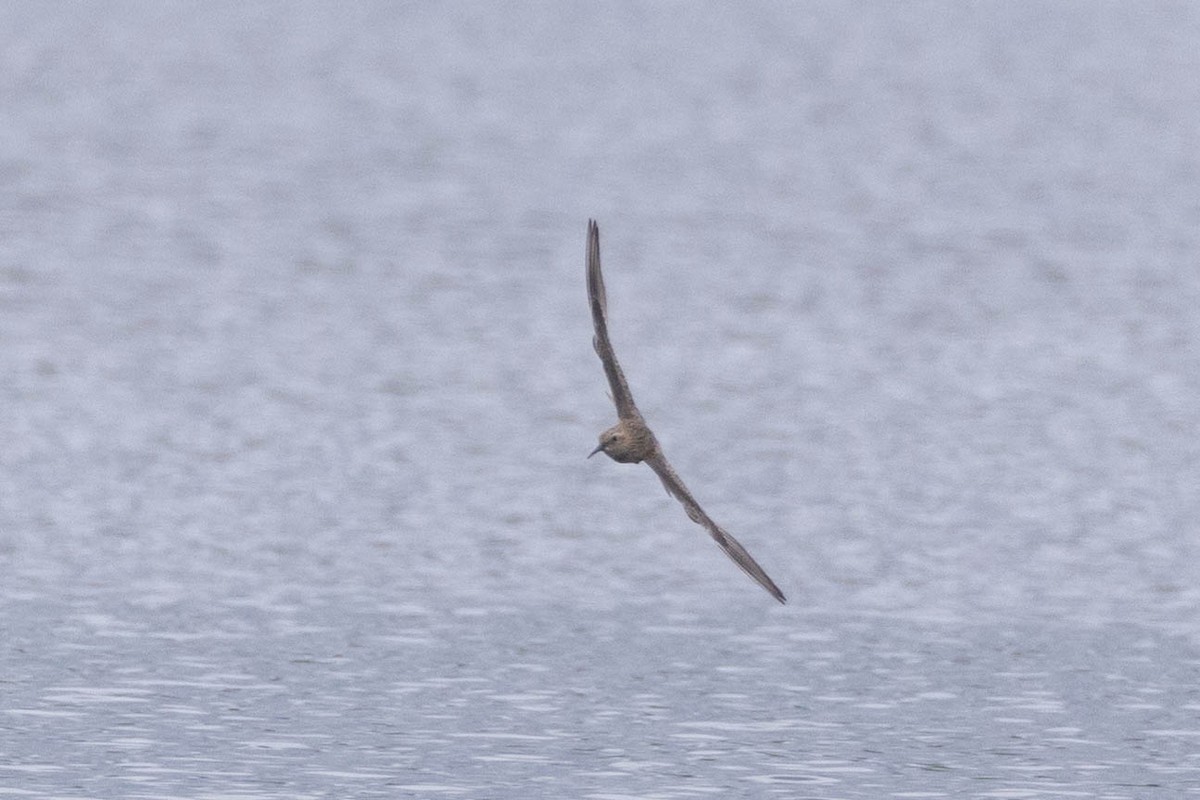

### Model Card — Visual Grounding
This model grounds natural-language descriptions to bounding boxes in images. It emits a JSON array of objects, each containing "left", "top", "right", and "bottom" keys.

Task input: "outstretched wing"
[
  {"left": 645, "top": 451, "right": 787, "bottom": 604},
  {"left": 587, "top": 219, "right": 641, "bottom": 420}
]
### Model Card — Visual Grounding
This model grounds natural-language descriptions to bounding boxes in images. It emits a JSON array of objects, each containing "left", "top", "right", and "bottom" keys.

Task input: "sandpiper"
[{"left": 585, "top": 219, "right": 786, "bottom": 604}]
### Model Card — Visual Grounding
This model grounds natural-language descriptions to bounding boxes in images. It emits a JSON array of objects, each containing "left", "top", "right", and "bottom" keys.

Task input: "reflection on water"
[{"left": 4, "top": 595, "right": 1200, "bottom": 797}]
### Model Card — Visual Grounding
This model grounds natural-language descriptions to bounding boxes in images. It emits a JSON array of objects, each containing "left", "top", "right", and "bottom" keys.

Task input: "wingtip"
[
  {"left": 765, "top": 574, "right": 787, "bottom": 604},
  {"left": 758, "top": 574, "right": 787, "bottom": 605}
]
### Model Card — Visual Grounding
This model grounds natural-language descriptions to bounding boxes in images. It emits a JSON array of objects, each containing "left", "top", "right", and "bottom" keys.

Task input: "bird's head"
[
  {"left": 588, "top": 421, "right": 651, "bottom": 464},
  {"left": 587, "top": 425, "right": 623, "bottom": 460}
]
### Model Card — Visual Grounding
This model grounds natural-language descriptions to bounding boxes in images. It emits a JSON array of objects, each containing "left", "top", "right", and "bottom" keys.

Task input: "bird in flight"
[{"left": 584, "top": 219, "right": 786, "bottom": 604}]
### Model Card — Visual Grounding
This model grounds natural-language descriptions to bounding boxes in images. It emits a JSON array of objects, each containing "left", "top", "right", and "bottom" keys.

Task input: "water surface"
[{"left": 3, "top": 2, "right": 1200, "bottom": 797}]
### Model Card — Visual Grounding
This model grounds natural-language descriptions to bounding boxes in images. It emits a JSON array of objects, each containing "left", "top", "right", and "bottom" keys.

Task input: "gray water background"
[{"left": 3, "top": 2, "right": 1200, "bottom": 797}]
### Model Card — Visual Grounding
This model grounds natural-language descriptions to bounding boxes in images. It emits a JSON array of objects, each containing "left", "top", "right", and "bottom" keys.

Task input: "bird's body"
[{"left": 585, "top": 219, "right": 787, "bottom": 604}]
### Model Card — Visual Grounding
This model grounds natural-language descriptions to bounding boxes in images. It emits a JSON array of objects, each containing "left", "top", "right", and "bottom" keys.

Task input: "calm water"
[{"left": 4, "top": 2, "right": 1200, "bottom": 797}]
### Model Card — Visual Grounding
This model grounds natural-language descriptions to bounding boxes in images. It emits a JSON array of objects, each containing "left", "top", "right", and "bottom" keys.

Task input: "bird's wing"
[
  {"left": 587, "top": 219, "right": 641, "bottom": 420},
  {"left": 645, "top": 450, "right": 787, "bottom": 604}
]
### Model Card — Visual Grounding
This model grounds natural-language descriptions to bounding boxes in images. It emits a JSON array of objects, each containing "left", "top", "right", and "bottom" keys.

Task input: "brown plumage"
[{"left": 585, "top": 219, "right": 787, "bottom": 604}]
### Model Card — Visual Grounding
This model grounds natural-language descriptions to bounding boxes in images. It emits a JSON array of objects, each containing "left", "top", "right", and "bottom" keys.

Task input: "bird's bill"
[{"left": 587, "top": 442, "right": 605, "bottom": 458}]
